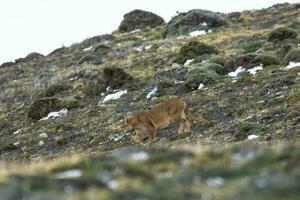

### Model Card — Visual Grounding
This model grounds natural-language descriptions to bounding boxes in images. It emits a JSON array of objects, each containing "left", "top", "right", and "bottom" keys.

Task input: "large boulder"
[
  {"left": 162, "top": 9, "right": 228, "bottom": 38},
  {"left": 85, "top": 68, "right": 133, "bottom": 97},
  {"left": 268, "top": 27, "right": 298, "bottom": 42},
  {"left": 175, "top": 41, "right": 217, "bottom": 64},
  {"left": 27, "top": 98, "right": 61, "bottom": 120},
  {"left": 118, "top": 9, "right": 165, "bottom": 33}
]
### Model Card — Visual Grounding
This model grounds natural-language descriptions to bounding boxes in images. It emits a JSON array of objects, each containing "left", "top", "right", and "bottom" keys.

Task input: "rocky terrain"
[{"left": 0, "top": 3, "right": 299, "bottom": 200}]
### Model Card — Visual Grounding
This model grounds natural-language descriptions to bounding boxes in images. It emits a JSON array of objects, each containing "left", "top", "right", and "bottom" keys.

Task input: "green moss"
[
  {"left": 185, "top": 68, "right": 221, "bottom": 90},
  {"left": 27, "top": 97, "right": 61, "bottom": 120},
  {"left": 60, "top": 98, "right": 81, "bottom": 109},
  {"left": 175, "top": 41, "right": 217, "bottom": 64},
  {"left": 256, "top": 53, "right": 280, "bottom": 66},
  {"left": 206, "top": 55, "right": 226, "bottom": 66},
  {"left": 268, "top": 27, "right": 298, "bottom": 42},
  {"left": 45, "top": 84, "right": 71, "bottom": 97},
  {"left": 240, "top": 40, "right": 263, "bottom": 53},
  {"left": 235, "top": 122, "right": 264, "bottom": 140},
  {"left": 283, "top": 48, "right": 300, "bottom": 64}
]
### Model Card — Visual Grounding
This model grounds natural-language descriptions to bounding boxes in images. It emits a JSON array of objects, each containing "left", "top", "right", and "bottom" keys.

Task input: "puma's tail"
[{"left": 184, "top": 106, "right": 208, "bottom": 124}]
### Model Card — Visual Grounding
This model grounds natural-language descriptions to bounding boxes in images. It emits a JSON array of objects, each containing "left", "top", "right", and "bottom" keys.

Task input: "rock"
[
  {"left": 119, "top": 9, "right": 165, "bottom": 33},
  {"left": 54, "top": 136, "right": 66, "bottom": 145},
  {"left": 0, "top": 61, "right": 15, "bottom": 68},
  {"left": 27, "top": 97, "right": 62, "bottom": 120},
  {"left": 80, "top": 34, "right": 114, "bottom": 48},
  {"left": 38, "top": 140, "right": 44, "bottom": 146},
  {"left": 175, "top": 41, "right": 217, "bottom": 64},
  {"left": 224, "top": 54, "right": 260, "bottom": 72},
  {"left": 145, "top": 67, "right": 189, "bottom": 97},
  {"left": 15, "top": 52, "right": 44, "bottom": 64},
  {"left": 78, "top": 54, "right": 96, "bottom": 65},
  {"left": 268, "top": 27, "right": 298, "bottom": 42},
  {"left": 162, "top": 9, "right": 227, "bottom": 38},
  {"left": 45, "top": 84, "right": 72, "bottom": 97},
  {"left": 283, "top": 48, "right": 300, "bottom": 64},
  {"left": 39, "top": 133, "right": 48, "bottom": 138},
  {"left": 255, "top": 53, "right": 280, "bottom": 66},
  {"left": 196, "top": 62, "right": 227, "bottom": 75},
  {"left": 185, "top": 68, "right": 221, "bottom": 91}
]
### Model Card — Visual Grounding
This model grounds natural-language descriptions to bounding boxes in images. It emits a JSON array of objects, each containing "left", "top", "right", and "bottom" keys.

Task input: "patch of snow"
[
  {"left": 39, "top": 133, "right": 48, "bottom": 138},
  {"left": 13, "top": 129, "right": 21, "bottom": 135},
  {"left": 198, "top": 83, "right": 204, "bottom": 90},
  {"left": 158, "top": 171, "right": 173, "bottom": 178},
  {"left": 202, "top": 22, "right": 208, "bottom": 26},
  {"left": 56, "top": 169, "right": 82, "bottom": 179},
  {"left": 189, "top": 30, "right": 207, "bottom": 37},
  {"left": 13, "top": 142, "right": 20, "bottom": 146},
  {"left": 286, "top": 62, "right": 300, "bottom": 69},
  {"left": 69, "top": 76, "right": 78, "bottom": 81},
  {"left": 256, "top": 178, "right": 267, "bottom": 188},
  {"left": 38, "top": 140, "right": 44, "bottom": 146},
  {"left": 206, "top": 177, "right": 225, "bottom": 187},
  {"left": 247, "top": 64, "right": 263, "bottom": 75},
  {"left": 146, "top": 86, "right": 158, "bottom": 99},
  {"left": 176, "top": 35, "right": 186, "bottom": 40},
  {"left": 40, "top": 108, "right": 68, "bottom": 121},
  {"left": 83, "top": 46, "right": 92, "bottom": 51},
  {"left": 247, "top": 134, "right": 259, "bottom": 140},
  {"left": 129, "top": 151, "right": 149, "bottom": 161},
  {"left": 184, "top": 59, "right": 194, "bottom": 66},
  {"left": 208, "top": 29, "right": 212, "bottom": 33},
  {"left": 135, "top": 46, "right": 143, "bottom": 52},
  {"left": 102, "top": 89, "right": 127, "bottom": 103},
  {"left": 174, "top": 80, "right": 185, "bottom": 85},
  {"left": 129, "top": 28, "right": 141, "bottom": 34},
  {"left": 228, "top": 66, "right": 246, "bottom": 78},
  {"left": 145, "top": 45, "right": 152, "bottom": 50},
  {"left": 107, "top": 132, "right": 131, "bottom": 143},
  {"left": 107, "top": 180, "right": 119, "bottom": 189}
]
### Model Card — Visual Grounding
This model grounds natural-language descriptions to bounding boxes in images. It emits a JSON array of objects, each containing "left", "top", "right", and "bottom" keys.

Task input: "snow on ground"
[
  {"left": 40, "top": 108, "right": 68, "bottom": 121},
  {"left": 135, "top": 46, "right": 143, "bottom": 52},
  {"left": 83, "top": 46, "right": 92, "bottom": 51},
  {"left": 13, "top": 129, "right": 22, "bottom": 135},
  {"left": 206, "top": 177, "right": 225, "bottom": 187},
  {"left": 286, "top": 62, "right": 300, "bottom": 69},
  {"left": 129, "top": 28, "right": 141, "bottom": 34},
  {"left": 184, "top": 59, "right": 194, "bottom": 66},
  {"left": 56, "top": 169, "right": 82, "bottom": 179},
  {"left": 198, "top": 83, "right": 204, "bottom": 90},
  {"left": 189, "top": 30, "right": 207, "bottom": 37},
  {"left": 248, "top": 64, "right": 263, "bottom": 75},
  {"left": 228, "top": 66, "right": 246, "bottom": 78},
  {"left": 247, "top": 134, "right": 259, "bottom": 140},
  {"left": 174, "top": 80, "right": 185, "bottom": 85},
  {"left": 145, "top": 45, "right": 152, "bottom": 50},
  {"left": 102, "top": 89, "right": 127, "bottom": 103},
  {"left": 146, "top": 86, "right": 158, "bottom": 99}
]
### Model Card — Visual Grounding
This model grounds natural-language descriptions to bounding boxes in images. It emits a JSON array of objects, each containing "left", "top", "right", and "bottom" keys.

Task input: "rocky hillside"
[{"left": 0, "top": 3, "right": 299, "bottom": 200}]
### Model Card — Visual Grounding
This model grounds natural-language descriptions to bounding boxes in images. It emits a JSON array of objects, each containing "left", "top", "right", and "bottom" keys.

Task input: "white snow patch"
[
  {"left": 107, "top": 180, "right": 119, "bottom": 189},
  {"left": 202, "top": 22, "right": 208, "bottom": 26},
  {"left": 56, "top": 169, "right": 82, "bottom": 179},
  {"left": 189, "top": 30, "right": 207, "bottom": 37},
  {"left": 208, "top": 29, "right": 212, "bottom": 33},
  {"left": 286, "top": 62, "right": 300, "bottom": 69},
  {"left": 129, "top": 151, "right": 149, "bottom": 161},
  {"left": 247, "top": 134, "right": 259, "bottom": 140},
  {"left": 135, "top": 46, "right": 143, "bottom": 52},
  {"left": 198, "top": 83, "right": 204, "bottom": 90},
  {"left": 40, "top": 108, "right": 68, "bottom": 121},
  {"left": 129, "top": 28, "right": 141, "bottom": 34},
  {"left": 69, "top": 76, "right": 79, "bottom": 81},
  {"left": 13, "top": 142, "right": 20, "bottom": 146},
  {"left": 158, "top": 171, "right": 173, "bottom": 178},
  {"left": 184, "top": 59, "right": 194, "bottom": 66},
  {"left": 174, "top": 80, "right": 185, "bottom": 85},
  {"left": 146, "top": 86, "right": 158, "bottom": 99},
  {"left": 206, "top": 177, "right": 225, "bottom": 187},
  {"left": 228, "top": 66, "right": 246, "bottom": 78},
  {"left": 145, "top": 45, "right": 152, "bottom": 50},
  {"left": 13, "top": 129, "right": 22, "bottom": 135},
  {"left": 102, "top": 89, "right": 127, "bottom": 103},
  {"left": 83, "top": 46, "right": 92, "bottom": 51},
  {"left": 247, "top": 64, "right": 263, "bottom": 75},
  {"left": 176, "top": 35, "right": 186, "bottom": 40}
]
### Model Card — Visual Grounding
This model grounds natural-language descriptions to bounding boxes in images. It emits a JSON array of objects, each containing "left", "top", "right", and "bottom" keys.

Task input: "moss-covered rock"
[
  {"left": 196, "top": 62, "right": 227, "bottom": 75},
  {"left": 60, "top": 98, "right": 81, "bottom": 110},
  {"left": 118, "top": 9, "right": 165, "bottom": 33},
  {"left": 185, "top": 68, "right": 221, "bottom": 90},
  {"left": 78, "top": 54, "right": 96, "bottom": 65},
  {"left": 268, "top": 27, "right": 298, "bottom": 42},
  {"left": 162, "top": 9, "right": 228, "bottom": 38},
  {"left": 224, "top": 54, "right": 260, "bottom": 71},
  {"left": 27, "top": 97, "right": 61, "bottom": 120},
  {"left": 45, "top": 84, "right": 72, "bottom": 97},
  {"left": 235, "top": 122, "right": 264, "bottom": 140},
  {"left": 175, "top": 41, "right": 217, "bottom": 64},
  {"left": 256, "top": 53, "right": 280, "bottom": 66},
  {"left": 205, "top": 55, "right": 226, "bottom": 66},
  {"left": 283, "top": 48, "right": 300, "bottom": 64}
]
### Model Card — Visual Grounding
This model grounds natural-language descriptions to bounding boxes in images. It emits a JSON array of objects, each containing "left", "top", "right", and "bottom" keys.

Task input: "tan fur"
[{"left": 122, "top": 97, "right": 206, "bottom": 144}]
